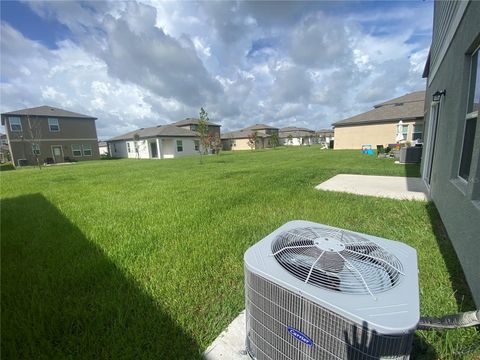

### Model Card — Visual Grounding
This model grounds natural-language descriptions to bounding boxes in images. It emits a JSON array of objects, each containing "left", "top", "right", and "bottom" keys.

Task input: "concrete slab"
[
  {"left": 203, "top": 310, "right": 249, "bottom": 360},
  {"left": 315, "top": 174, "right": 428, "bottom": 201}
]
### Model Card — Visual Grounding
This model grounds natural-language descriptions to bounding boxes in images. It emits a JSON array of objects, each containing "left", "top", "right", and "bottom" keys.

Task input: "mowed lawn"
[{"left": 1, "top": 147, "right": 478, "bottom": 359}]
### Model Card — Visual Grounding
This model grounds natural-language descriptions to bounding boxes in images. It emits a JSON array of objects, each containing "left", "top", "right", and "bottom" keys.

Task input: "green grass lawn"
[{"left": 1, "top": 147, "right": 478, "bottom": 359}]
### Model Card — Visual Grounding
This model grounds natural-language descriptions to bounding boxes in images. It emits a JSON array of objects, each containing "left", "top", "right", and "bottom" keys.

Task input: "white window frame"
[
  {"left": 457, "top": 46, "right": 479, "bottom": 183},
  {"left": 32, "top": 143, "right": 40, "bottom": 155},
  {"left": 176, "top": 140, "right": 183, "bottom": 152},
  {"left": 9, "top": 117, "right": 22, "bottom": 132},
  {"left": 194, "top": 140, "right": 200, "bottom": 151},
  {"left": 82, "top": 144, "right": 92, "bottom": 156},
  {"left": 72, "top": 144, "right": 82, "bottom": 157},
  {"left": 48, "top": 118, "right": 60, "bottom": 132},
  {"left": 127, "top": 142, "right": 131, "bottom": 153},
  {"left": 412, "top": 123, "right": 423, "bottom": 141}
]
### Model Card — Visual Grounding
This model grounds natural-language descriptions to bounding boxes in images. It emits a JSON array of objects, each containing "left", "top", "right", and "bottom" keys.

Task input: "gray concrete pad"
[
  {"left": 203, "top": 310, "right": 249, "bottom": 360},
  {"left": 315, "top": 174, "right": 428, "bottom": 201}
]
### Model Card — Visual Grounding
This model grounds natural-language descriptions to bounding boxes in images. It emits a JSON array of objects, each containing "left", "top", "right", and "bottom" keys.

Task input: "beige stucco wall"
[
  {"left": 334, "top": 120, "right": 422, "bottom": 149},
  {"left": 222, "top": 137, "right": 271, "bottom": 150}
]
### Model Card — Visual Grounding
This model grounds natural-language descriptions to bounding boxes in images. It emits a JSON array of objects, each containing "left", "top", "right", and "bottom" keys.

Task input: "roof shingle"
[{"left": 1, "top": 105, "right": 96, "bottom": 119}]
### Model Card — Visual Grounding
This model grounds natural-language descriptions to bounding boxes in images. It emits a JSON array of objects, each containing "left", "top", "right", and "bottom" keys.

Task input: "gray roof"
[
  {"left": 1, "top": 105, "right": 96, "bottom": 119},
  {"left": 317, "top": 129, "right": 334, "bottom": 134},
  {"left": 171, "top": 117, "right": 221, "bottom": 127},
  {"left": 332, "top": 91, "right": 425, "bottom": 127},
  {"left": 279, "top": 126, "right": 315, "bottom": 133},
  {"left": 221, "top": 129, "right": 271, "bottom": 140},
  {"left": 98, "top": 141, "right": 108, "bottom": 147},
  {"left": 108, "top": 125, "right": 198, "bottom": 141},
  {"left": 244, "top": 123, "right": 279, "bottom": 130}
]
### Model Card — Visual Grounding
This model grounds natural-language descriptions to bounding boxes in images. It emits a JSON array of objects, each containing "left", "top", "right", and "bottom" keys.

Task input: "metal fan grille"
[{"left": 271, "top": 227, "right": 404, "bottom": 297}]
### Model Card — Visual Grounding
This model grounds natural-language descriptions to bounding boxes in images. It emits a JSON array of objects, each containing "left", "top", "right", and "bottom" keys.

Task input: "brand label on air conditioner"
[{"left": 287, "top": 326, "right": 313, "bottom": 347}]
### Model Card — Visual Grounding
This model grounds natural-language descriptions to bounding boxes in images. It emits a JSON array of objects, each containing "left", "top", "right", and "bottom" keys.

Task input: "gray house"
[
  {"left": 422, "top": 1, "right": 480, "bottom": 306},
  {"left": 1, "top": 105, "right": 100, "bottom": 165}
]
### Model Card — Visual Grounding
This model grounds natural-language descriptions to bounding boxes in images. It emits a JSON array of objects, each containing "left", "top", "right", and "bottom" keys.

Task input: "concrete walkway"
[
  {"left": 203, "top": 310, "right": 249, "bottom": 360},
  {"left": 315, "top": 174, "right": 428, "bottom": 201}
]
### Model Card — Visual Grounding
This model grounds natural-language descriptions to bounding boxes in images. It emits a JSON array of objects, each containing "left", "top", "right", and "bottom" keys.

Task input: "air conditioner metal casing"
[{"left": 244, "top": 220, "right": 420, "bottom": 360}]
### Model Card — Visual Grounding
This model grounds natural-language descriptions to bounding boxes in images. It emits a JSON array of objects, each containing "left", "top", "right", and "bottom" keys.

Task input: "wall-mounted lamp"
[{"left": 432, "top": 89, "right": 446, "bottom": 102}]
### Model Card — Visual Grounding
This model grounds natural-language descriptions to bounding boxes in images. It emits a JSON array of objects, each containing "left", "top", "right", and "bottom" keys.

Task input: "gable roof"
[
  {"left": 221, "top": 129, "right": 271, "bottom": 140},
  {"left": 171, "top": 118, "right": 221, "bottom": 127},
  {"left": 1, "top": 105, "right": 96, "bottom": 119},
  {"left": 332, "top": 91, "right": 425, "bottom": 127},
  {"left": 279, "top": 126, "right": 315, "bottom": 133},
  {"left": 108, "top": 125, "right": 198, "bottom": 141},
  {"left": 317, "top": 129, "right": 334, "bottom": 134},
  {"left": 244, "top": 123, "right": 278, "bottom": 131}
]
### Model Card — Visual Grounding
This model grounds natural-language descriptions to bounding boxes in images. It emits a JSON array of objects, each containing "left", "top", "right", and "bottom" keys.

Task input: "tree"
[
  {"left": 26, "top": 115, "right": 42, "bottom": 169},
  {"left": 211, "top": 133, "right": 222, "bottom": 155},
  {"left": 197, "top": 107, "right": 210, "bottom": 163},
  {"left": 270, "top": 132, "right": 279, "bottom": 149},
  {"left": 247, "top": 131, "right": 257, "bottom": 150},
  {"left": 133, "top": 133, "right": 140, "bottom": 159}
]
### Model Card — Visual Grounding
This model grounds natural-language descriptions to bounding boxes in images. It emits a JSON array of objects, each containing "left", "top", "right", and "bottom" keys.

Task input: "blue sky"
[{"left": 0, "top": 0, "right": 433, "bottom": 138}]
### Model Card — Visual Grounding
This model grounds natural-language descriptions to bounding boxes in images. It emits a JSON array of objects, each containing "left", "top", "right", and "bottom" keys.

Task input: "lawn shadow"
[
  {"left": 424, "top": 202, "right": 476, "bottom": 312},
  {"left": 1, "top": 194, "right": 200, "bottom": 359}
]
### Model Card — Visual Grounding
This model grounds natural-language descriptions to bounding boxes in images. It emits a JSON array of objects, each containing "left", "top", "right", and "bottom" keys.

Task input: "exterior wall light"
[{"left": 432, "top": 90, "right": 446, "bottom": 102}]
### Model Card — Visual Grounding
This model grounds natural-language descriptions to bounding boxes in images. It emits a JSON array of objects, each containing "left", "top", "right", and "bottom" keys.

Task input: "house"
[
  {"left": 170, "top": 117, "right": 221, "bottom": 138},
  {"left": 279, "top": 127, "right": 316, "bottom": 146},
  {"left": 98, "top": 141, "right": 109, "bottom": 156},
  {"left": 332, "top": 91, "right": 425, "bottom": 149},
  {"left": 0, "top": 105, "right": 100, "bottom": 166},
  {"left": 221, "top": 124, "right": 278, "bottom": 150},
  {"left": 421, "top": 1, "right": 480, "bottom": 306},
  {"left": 317, "top": 129, "right": 335, "bottom": 148}
]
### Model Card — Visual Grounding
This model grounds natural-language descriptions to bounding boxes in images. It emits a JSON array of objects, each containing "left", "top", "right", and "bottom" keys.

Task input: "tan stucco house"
[
  {"left": 1, "top": 105, "right": 100, "bottom": 166},
  {"left": 332, "top": 91, "right": 425, "bottom": 149},
  {"left": 222, "top": 124, "right": 278, "bottom": 150}
]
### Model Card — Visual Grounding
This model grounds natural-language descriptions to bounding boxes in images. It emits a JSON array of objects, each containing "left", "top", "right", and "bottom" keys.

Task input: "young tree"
[
  {"left": 26, "top": 115, "right": 42, "bottom": 169},
  {"left": 197, "top": 107, "right": 210, "bottom": 163},
  {"left": 270, "top": 132, "right": 279, "bottom": 149},
  {"left": 247, "top": 131, "right": 257, "bottom": 150},
  {"left": 211, "top": 133, "right": 222, "bottom": 155}
]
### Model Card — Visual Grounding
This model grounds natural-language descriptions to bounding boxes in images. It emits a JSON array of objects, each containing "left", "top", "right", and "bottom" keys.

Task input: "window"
[
  {"left": 113, "top": 143, "right": 117, "bottom": 153},
  {"left": 191, "top": 124, "right": 198, "bottom": 131},
  {"left": 176, "top": 140, "right": 183, "bottom": 152},
  {"left": 72, "top": 144, "right": 82, "bottom": 157},
  {"left": 9, "top": 117, "right": 22, "bottom": 132},
  {"left": 459, "top": 49, "right": 479, "bottom": 181},
  {"left": 32, "top": 143, "right": 40, "bottom": 155},
  {"left": 48, "top": 118, "right": 60, "bottom": 132},
  {"left": 194, "top": 140, "right": 200, "bottom": 151},
  {"left": 412, "top": 124, "right": 423, "bottom": 141},
  {"left": 127, "top": 142, "right": 131, "bottom": 153},
  {"left": 396, "top": 124, "right": 408, "bottom": 141},
  {"left": 82, "top": 144, "right": 92, "bottom": 156}
]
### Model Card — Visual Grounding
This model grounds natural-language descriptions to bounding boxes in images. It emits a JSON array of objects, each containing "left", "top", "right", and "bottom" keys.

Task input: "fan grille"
[{"left": 271, "top": 227, "right": 404, "bottom": 297}]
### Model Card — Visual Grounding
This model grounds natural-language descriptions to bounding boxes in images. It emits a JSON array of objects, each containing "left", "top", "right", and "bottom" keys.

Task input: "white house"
[
  {"left": 98, "top": 141, "right": 109, "bottom": 156},
  {"left": 107, "top": 125, "right": 201, "bottom": 159},
  {"left": 279, "top": 127, "right": 316, "bottom": 146}
]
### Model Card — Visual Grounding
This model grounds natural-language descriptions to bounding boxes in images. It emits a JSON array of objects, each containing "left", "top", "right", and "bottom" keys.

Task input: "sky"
[{"left": 0, "top": 0, "right": 433, "bottom": 139}]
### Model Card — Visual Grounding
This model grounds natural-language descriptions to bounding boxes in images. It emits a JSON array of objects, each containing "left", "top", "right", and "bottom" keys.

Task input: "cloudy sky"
[{"left": 1, "top": 0, "right": 433, "bottom": 139}]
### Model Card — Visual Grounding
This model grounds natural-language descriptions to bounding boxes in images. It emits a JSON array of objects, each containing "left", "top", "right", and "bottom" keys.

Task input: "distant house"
[
  {"left": 422, "top": 1, "right": 480, "bottom": 306},
  {"left": 98, "top": 141, "right": 109, "bottom": 156},
  {"left": 332, "top": 91, "right": 425, "bottom": 149},
  {"left": 107, "top": 118, "right": 221, "bottom": 159},
  {"left": 0, "top": 105, "right": 100, "bottom": 166},
  {"left": 279, "top": 127, "right": 315, "bottom": 146},
  {"left": 170, "top": 118, "right": 221, "bottom": 138},
  {"left": 317, "top": 129, "right": 335, "bottom": 148},
  {"left": 222, "top": 124, "right": 278, "bottom": 150}
]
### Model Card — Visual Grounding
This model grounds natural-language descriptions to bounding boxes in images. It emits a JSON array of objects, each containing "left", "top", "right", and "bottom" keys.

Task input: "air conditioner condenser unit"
[{"left": 244, "top": 220, "right": 419, "bottom": 360}]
